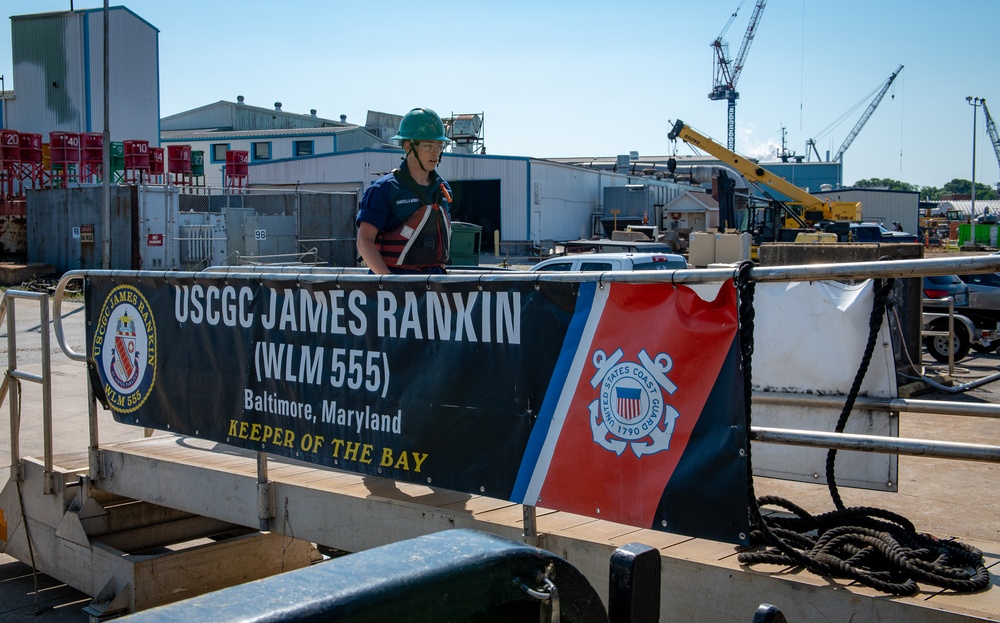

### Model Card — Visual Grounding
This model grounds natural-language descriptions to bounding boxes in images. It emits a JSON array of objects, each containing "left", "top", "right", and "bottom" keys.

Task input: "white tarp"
[{"left": 750, "top": 279, "right": 898, "bottom": 491}]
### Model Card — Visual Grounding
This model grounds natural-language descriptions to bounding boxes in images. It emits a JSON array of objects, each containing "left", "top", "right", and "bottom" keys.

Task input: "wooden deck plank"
[
  {"left": 561, "top": 518, "right": 644, "bottom": 544},
  {"left": 438, "top": 495, "right": 518, "bottom": 516}
]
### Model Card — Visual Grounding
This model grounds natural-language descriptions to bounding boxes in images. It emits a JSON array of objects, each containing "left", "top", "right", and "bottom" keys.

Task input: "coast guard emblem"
[
  {"left": 589, "top": 348, "right": 680, "bottom": 457},
  {"left": 92, "top": 284, "right": 157, "bottom": 413}
]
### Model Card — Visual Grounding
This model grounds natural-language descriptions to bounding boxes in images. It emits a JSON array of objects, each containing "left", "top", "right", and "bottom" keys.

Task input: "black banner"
[{"left": 86, "top": 273, "right": 749, "bottom": 543}]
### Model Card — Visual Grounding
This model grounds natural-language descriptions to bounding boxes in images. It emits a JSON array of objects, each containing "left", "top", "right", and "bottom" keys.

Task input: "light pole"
[{"left": 967, "top": 96, "right": 984, "bottom": 248}]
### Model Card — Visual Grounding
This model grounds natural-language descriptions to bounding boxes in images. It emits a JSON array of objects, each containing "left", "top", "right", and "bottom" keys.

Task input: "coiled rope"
[{"left": 733, "top": 261, "right": 990, "bottom": 596}]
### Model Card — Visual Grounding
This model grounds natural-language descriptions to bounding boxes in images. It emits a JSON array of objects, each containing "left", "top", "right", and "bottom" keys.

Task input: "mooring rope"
[{"left": 733, "top": 262, "right": 990, "bottom": 596}]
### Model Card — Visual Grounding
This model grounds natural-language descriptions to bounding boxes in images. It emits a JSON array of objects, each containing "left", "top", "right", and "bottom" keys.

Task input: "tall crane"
[
  {"left": 982, "top": 100, "right": 1000, "bottom": 191},
  {"left": 709, "top": 0, "right": 767, "bottom": 152},
  {"left": 831, "top": 64, "right": 903, "bottom": 163}
]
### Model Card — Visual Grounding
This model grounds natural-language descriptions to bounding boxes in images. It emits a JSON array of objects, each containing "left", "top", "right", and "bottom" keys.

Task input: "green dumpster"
[{"left": 449, "top": 221, "right": 482, "bottom": 266}]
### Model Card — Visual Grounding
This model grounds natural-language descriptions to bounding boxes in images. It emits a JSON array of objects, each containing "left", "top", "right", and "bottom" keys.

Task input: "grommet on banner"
[
  {"left": 426, "top": 275, "right": 433, "bottom": 291},
  {"left": 477, "top": 275, "right": 484, "bottom": 291},
  {"left": 598, "top": 273, "right": 606, "bottom": 290},
  {"left": 377, "top": 275, "right": 385, "bottom": 290},
  {"left": 533, "top": 275, "right": 541, "bottom": 291}
]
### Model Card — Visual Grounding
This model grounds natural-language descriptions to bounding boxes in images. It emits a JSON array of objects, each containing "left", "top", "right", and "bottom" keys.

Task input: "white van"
[{"left": 529, "top": 252, "right": 688, "bottom": 272}]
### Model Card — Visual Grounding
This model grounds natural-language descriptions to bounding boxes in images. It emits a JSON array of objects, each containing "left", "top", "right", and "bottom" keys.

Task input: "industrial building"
[{"left": 0, "top": 4, "right": 860, "bottom": 271}]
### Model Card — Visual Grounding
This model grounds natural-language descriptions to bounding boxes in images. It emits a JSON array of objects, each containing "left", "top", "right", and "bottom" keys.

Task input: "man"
[{"left": 356, "top": 107, "right": 453, "bottom": 274}]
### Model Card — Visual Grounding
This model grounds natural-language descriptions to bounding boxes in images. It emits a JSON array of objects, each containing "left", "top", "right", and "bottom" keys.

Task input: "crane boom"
[
  {"left": 668, "top": 119, "right": 861, "bottom": 223},
  {"left": 832, "top": 64, "right": 903, "bottom": 163},
  {"left": 983, "top": 100, "right": 1000, "bottom": 176},
  {"left": 730, "top": 0, "right": 766, "bottom": 88},
  {"left": 709, "top": 0, "right": 766, "bottom": 151}
]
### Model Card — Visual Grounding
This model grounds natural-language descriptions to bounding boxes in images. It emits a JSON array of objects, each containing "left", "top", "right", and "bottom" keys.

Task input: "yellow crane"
[{"left": 668, "top": 119, "right": 862, "bottom": 237}]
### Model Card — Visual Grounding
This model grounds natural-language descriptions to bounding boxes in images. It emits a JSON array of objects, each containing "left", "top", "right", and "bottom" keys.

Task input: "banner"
[{"left": 86, "top": 274, "right": 748, "bottom": 543}]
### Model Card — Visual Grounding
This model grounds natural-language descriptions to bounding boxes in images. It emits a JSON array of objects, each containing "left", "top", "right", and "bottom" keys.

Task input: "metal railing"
[
  {"left": 7, "top": 252, "right": 992, "bottom": 518},
  {"left": 2, "top": 290, "right": 55, "bottom": 493}
]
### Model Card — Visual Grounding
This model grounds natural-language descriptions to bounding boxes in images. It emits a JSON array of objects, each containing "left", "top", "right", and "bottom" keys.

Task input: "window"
[
  {"left": 211, "top": 143, "right": 229, "bottom": 163},
  {"left": 253, "top": 142, "right": 271, "bottom": 161},
  {"left": 293, "top": 140, "right": 313, "bottom": 157},
  {"left": 533, "top": 262, "right": 574, "bottom": 272}
]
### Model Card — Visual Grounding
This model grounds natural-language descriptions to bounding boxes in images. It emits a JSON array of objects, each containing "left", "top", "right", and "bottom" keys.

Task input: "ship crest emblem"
[
  {"left": 92, "top": 284, "right": 157, "bottom": 414},
  {"left": 589, "top": 348, "right": 680, "bottom": 457}
]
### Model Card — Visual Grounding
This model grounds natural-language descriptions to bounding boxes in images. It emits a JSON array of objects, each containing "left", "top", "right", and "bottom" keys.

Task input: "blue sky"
[{"left": 2, "top": 1, "right": 998, "bottom": 190}]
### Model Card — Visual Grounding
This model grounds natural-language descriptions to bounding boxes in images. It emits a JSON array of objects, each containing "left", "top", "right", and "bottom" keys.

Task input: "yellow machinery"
[{"left": 667, "top": 119, "right": 862, "bottom": 231}]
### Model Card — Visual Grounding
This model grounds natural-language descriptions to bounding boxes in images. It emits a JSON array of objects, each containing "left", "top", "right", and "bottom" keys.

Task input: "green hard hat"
[{"left": 391, "top": 108, "right": 449, "bottom": 142}]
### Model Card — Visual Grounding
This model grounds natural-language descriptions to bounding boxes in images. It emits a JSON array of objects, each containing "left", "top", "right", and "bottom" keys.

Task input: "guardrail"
[
  {"left": 13, "top": 253, "right": 998, "bottom": 508},
  {"left": 1, "top": 290, "right": 55, "bottom": 493}
]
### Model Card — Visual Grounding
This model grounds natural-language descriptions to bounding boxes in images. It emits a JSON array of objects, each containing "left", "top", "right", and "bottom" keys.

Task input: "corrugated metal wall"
[
  {"left": 10, "top": 14, "right": 86, "bottom": 134},
  {"left": 9, "top": 8, "right": 159, "bottom": 144},
  {"left": 527, "top": 160, "right": 599, "bottom": 241},
  {"left": 26, "top": 186, "right": 135, "bottom": 272},
  {"left": 88, "top": 8, "right": 159, "bottom": 142},
  {"left": 161, "top": 103, "right": 233, "bottom": 131},
  {"left": 823, "top": 188, "right": 920, "bottom": 233},
  {"left": 442, "top": 153, "right": 528, "bottom": 241}
]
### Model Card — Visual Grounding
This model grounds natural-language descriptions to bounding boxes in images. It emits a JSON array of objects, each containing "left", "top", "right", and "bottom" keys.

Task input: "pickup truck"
[{"left": 848, "top": 223, "right": 919, "bottom": 243}]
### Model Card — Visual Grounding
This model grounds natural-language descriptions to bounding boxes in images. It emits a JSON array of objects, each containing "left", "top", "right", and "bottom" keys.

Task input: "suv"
[{"left": 530, "top": 252, "right": 688, "bottom": 272}]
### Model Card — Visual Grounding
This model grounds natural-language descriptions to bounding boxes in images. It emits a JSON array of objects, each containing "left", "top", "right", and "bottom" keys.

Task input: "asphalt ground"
[{"left": 1, "top": 288, "right": 998, "bottom": 622}]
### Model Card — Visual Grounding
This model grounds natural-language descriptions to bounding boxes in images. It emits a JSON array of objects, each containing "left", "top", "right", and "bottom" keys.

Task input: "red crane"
[{"left": 709, "top": 0, "right": 767, "bottom": 151}]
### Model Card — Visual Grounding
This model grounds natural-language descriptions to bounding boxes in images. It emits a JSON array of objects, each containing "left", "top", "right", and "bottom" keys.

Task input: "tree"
[
  {"left": 940, "top": 179, "right": 998, "bottom": 201},
  {"left": 853, "top": 178, "right": 920, "bottom": 192},
  {"left": 920, "top": 186, "right": 942, "bottom": 201},
  {"left": 852, "top": 178, "right": 997, "bottom": 202}
]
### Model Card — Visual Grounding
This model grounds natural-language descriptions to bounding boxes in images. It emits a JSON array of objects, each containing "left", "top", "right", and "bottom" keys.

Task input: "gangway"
[{"left": 2, "top": 256, "right": 1000, "bottom": 620}]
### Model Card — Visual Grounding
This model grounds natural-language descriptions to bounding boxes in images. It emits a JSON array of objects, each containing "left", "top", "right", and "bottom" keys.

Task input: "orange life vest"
[{"left": 376, "top": 169, "right": 452, "bottom": 269}]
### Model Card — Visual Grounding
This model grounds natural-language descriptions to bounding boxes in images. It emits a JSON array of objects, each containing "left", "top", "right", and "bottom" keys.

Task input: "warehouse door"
[{"left": 448, "top": 180, "right": 501, "bottom": 246}]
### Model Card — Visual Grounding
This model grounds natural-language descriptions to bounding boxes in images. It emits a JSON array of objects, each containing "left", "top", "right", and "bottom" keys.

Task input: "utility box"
[
  {"left": 715, "top": 232, "right": 751, "bottom": 263},
  {"left": 688, "top": 232, "right": 717, "bottom": 268}
]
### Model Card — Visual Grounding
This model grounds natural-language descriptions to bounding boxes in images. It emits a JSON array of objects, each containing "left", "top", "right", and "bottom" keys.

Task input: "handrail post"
[
  {"left": 257, "top": 451, "right": 272, "bottom": 530},
  {"left": 39, "top": 293, "right": 54, "bottom": 494},
  {"left": 6, "top": 296, "right": 20, "bottom": 481},
  {"left": 522, "top": 504, "right": 538, "bottom": 544}
]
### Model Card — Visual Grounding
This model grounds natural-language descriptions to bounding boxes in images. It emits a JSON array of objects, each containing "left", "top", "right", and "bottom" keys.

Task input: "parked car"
[
  {"left": 530, "top": 252, "right": 688, "bottom": 272},
  {"left": 921, "top": 275, "right": 990, "bottom": 362},
  {"left": 923, "top": 275, "right": 969, "bottom": 306}
]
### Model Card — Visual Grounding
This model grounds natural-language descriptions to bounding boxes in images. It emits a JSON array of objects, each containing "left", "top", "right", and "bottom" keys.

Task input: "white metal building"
[
  {"left": 160, "top": 126, "right": 384, "bottom": 189},
  {"left": 819, "top": 188, "right": 920, "bottom": 233},
  {"left": 248, "top": 149, "right": 690, "bottom": 246},
  {"left": 3, "top": 7, "right": 159, "bottom": 143},
  {"left": 934, "top": 200, "right": 1000, "bottom": 220}
]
